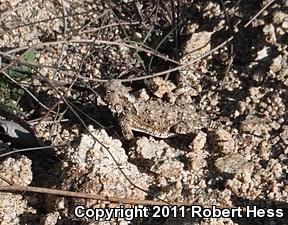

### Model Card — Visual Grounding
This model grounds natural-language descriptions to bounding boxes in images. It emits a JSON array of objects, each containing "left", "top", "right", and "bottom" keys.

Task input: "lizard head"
[{"left": 104, "top": 80, "right": 137, "bottom": 116}]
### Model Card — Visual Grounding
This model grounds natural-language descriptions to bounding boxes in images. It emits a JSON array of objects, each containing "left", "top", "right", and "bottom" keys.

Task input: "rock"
[
  {"left": 214, "top": 153, "right": 249, "bottom": 174},
  {"left": 211, "top": 129, "right": 235, "bottom": 155}
]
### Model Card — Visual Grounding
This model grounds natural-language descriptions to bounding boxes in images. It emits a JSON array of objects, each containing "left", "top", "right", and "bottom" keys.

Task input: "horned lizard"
[{"left": 104, "top": 80, "right": 209, "bottom": 140}]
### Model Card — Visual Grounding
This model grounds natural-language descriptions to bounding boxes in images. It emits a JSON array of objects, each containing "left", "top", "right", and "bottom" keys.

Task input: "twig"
[
  {"left": 244, "top": 0, "right": 276, "bottom": 28},
  {"left": 0, "top": 184, "right": 190, "bottom": 206},
  {"left": 28, "top": 118, "right": 69, "bottom": 125},
  {"left": 75, "top": 36, "right": 234, "bottom": 83},
  {"left": 0, "top": 144, "right": 67, "bottom": 159},
  {"left": 2, "top": 39, "right": 180, "bottom": 65},
  {"left": 220, "top": 0, "right": 234, "bottom": 85},
  {"left": 0, "top": 175, "right": 15, "bottom": 185},
  {"left": 80, "top": 22, "right": 140, "bottom": 34}
]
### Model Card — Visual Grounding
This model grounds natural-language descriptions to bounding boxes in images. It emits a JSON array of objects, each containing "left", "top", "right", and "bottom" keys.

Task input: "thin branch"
[
  {"left": 79, "top": 22, "right": 140, "bottom": 34},
  {"left": 0, "top": 184, "right": 191, "bottom": 206},
  {"left": 0, "top": 175, "right": 15, "bottom": 185},
  {"left": 0, "top": 144, "right": 65, "bottom": 158},
  {"left": 244, "top": 0, "right": 276, "bottom": 28},
  {"left": 2, "top": 39, "right": 180, "bottom": 65}
]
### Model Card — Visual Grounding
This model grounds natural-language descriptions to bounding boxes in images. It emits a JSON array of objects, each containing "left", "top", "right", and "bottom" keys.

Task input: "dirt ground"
[{"left": 0, "top": 0, "right": 288, "bottom": 225}]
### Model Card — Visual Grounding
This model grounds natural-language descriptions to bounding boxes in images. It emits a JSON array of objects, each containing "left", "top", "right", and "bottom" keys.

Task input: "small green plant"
[
  {"left": 0, "top": 49, "right": 36, "bottom": 106},
  {"left": 8, "top": 49, "right": 36, "bottom": 79}
]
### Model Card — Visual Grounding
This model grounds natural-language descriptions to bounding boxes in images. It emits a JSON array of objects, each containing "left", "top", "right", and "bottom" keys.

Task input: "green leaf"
[
  {"left": 20, "top": 49, "right": 36, "bottom": 73},
  {"left": 1, "top": 49, "right": 36, "bottom": 102},
  {"left": 23, "top": 49, "right": 36, "bottom": 63},
  {"left": 7, "top": 49, "right": 36, "bottom": 79}
]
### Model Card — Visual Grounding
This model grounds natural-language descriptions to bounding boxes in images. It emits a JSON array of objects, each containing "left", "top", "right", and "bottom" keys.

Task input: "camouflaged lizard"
[{"left": 104, "top": 80, "right": 209, "bottom": 140}]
